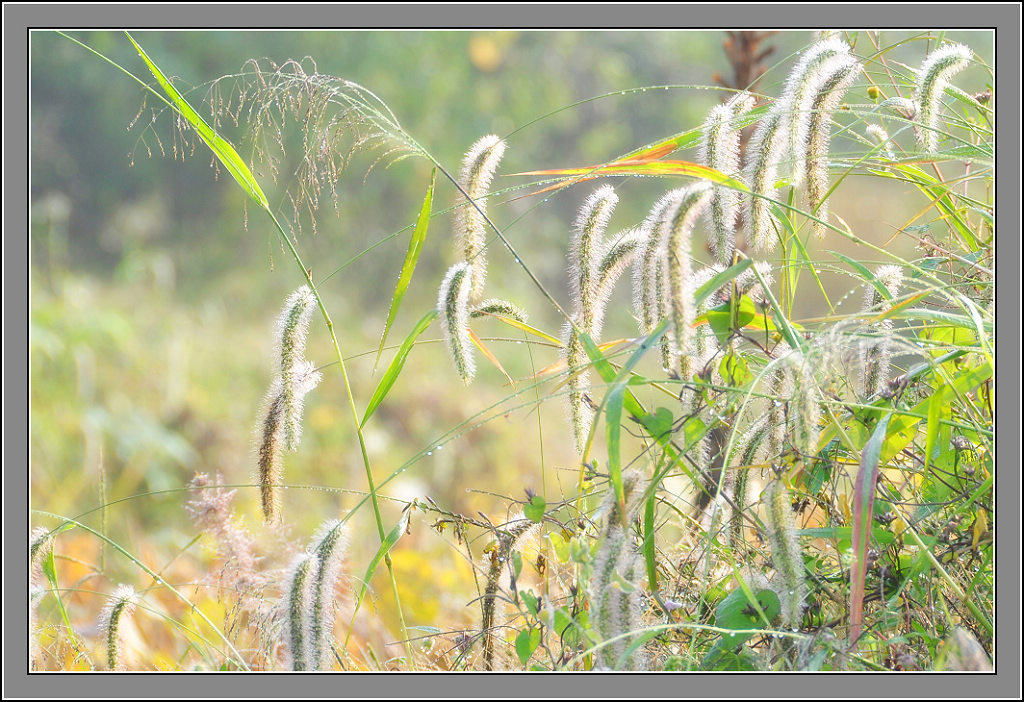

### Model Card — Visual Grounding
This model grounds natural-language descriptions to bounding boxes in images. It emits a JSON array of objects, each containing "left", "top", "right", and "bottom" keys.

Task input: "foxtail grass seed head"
[
  {"left": 285, "top": 552, "right": 317, "bottom": 671},
  {"left": 276, "top": 286, "right": 317, "bottom": 451},
  {"left": 781, "top": 38, "right": 852, "bottom": 188},
  {"left": 593, "top": 227, "right": 642, "bottom": 335},
  {"left": 744, "top": 109, "right": 786, "bottom": 253},
  {"left": 763, "top": 481, "right": 806, "bottom": 628},
  {"left": 734, "top": 260, "right": 775, "bottom": 305},
  {"left": 861, "top": 265, "right": 904, "bottom": 398},
  {"left": 803, "top": 54, "right": 859, "bottom": 239},
  {"left": 571, "top": 185, "right": 619, "bottom": 332},
  {"left": 913, "top": 43, "right": 973, "bottom": 153},
  {"left": 788, "top": 350, "right": 821, "bottom": 459},
  {"left": 662, "top": 182, "right": 714, "bottom": 383},
  {"left": 699, "top": 91, "right": 755, "bottom": 264},
  {"left": 881, "top": 96, "right": 918, "bottom": 119},
  {"left": 480, "top": 516, "right": 541, "bottom": 670},
  {"left": 590, "top": 471, "right": 647, "bottom": 670},
  {"left": 471, "top": 299, "right": 528, "bottom": 323},
  {"left": 284, "top": 359, "right": 322, "bottom": 453},
  {"left": 101, "top": 584, "right": 138, "bottom": 670},
  {"left": 257, "top": 381, "right": 286, "bottom": 523},
  {"left": 438, "top": 262, "right": 476, "bottom": 384},
  {"left": 634, "top": 194, "right": 677, "bottom": 370},
  {"left": 456, "top": 134, "right": 507, "bottom": 303},
  {"left": 29, "top": 526, "right": 53, "bottom": 585},
  {"left": 310, "top": 520, "right": 348, "bottom": 670},
  {"left": 865, "top": 124, "right": 894, "bottom": 160}
]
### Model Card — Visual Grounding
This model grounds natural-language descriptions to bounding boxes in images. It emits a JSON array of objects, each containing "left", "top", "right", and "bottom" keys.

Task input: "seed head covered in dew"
[
  {"left": 29, "top": 526, "right": 54, "bottom": 586},
  {"left": 590, "top": 471, "right": 647, "bottom": 670},
  {"left": 733, "top": 260, "right": 776, "bottom": 305},
  {"left": 860, "top": 265, "right": 904, "bottom": 398},
  {"left": 470, "top": 299, "right": 528, "bottom": 323},
  {"left": 564, "top": 186, "right": 639, "bottom": 455},
  {"left": 763, "top": 481, "right": 807, "bottom": 628},
  {"left": 913, "top": 43, "right": 973, "bottom": 153},
  {"left": 744, "top": 109, "right": 787, "bottom": 254},
  {"left": 455, "top": 135, "right": 507, "bottom": 304},
  {"left": 690, "top": 264, "right": 725, "bottom": 370},
  {"left": 865, "top": 124, "right": 895, "bottom": 161},
  {"left": 283, "top": 552, "right": 317, "bottom": 671},
  {"left": 661, "top": 182, "right": 714, "bottom": 386},
  {"left": 438, "top": 262, "right": 476, "bottom": 385},
  {"left": 780, "top": 37, "right": 853, "bottom": 188},
  {"left": 786, "top": 348, "right": 821, "bottom": 460},
  {"left": 276, "top": 286, "right": 317, "bottom": 451},
  {"left": 308, "top": 519, "right": 348, "bottom": 671},
  {"left": 257, "top": 379, "right": 286, "bottom": 523},
  {"left": 100, "top": 584, "right": 138, "bottom": 670},
  {"left": 633, "top": 193, "right": 676, "bottom": 370},
  {"left": 803, "top": 53, "right": 860, "bottom": 239},
  {"left": 698, "top": 91, "right": 755, "bottom": 264}
]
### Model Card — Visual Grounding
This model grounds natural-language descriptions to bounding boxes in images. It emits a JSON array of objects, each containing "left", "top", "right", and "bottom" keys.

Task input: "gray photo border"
[{"left": 6, "top": 3, "right": 1020, "bottom": 699}]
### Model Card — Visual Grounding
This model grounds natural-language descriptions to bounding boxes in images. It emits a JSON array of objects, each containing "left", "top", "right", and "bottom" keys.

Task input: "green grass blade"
[
  {"left": 361, "top": 310, "right": 437, "bottom": 427},
  {"left": 643, "top": 493, "right": 658, "bottom": 594},
  {"left": 125, "top": 33, "right": 268, "bottom": 210},
  {"left": 605, "top": 382, "right": 626, "bottom": 525},
  {"left": 850, "top": 412, "right": 891, "bottom": 648},
  {"left": 346, "top": 507, "right": 412, "bottom": 646},
  {"left": 373, "top": 169, "right": 435, "bottom": 373}
]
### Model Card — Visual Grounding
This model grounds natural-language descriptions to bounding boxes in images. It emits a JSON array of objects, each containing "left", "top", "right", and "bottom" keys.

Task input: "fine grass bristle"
[
  {"left": 101, "top": 584, "right": 138, "bottom": 671},
  {"left": 438, "top": 262, "right": 475, "bottom": 384},
  {"left": 455, "top": 135, "right": 507, "bottom": 304}
]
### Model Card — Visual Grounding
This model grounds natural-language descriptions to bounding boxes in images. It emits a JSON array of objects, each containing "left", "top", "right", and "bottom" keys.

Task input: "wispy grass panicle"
[
  {"left": 763, "top": 481, "right": 806, "bottom": 629},
  {"left": 455, "top": 135, "right": 507, "bottom": 304},
  {"left": 471, "top": 299, "right": 528, "bottom": 323},
  {"left": 438, "top": 262, "right": 476, "bottom": 384},
  {"left": 593, "top": 227, "right": 643, "bottom": 334},
  {"left": 699, "top": 91, "right": 755, "bottom": 264},
  {"left": 101, "top": 585, "right": 138, "bottom": 670},
  {"left": 309, "top": 520, "right": 348, "bottom": 670},
  {"left": 860, "top": 265, "right": 904, "bottom": 398},
  {"left": 284, "top": 552, "right": 316, "bottom": 671},
  {"left": 570, "top": 185, "right": 619, "bottom": 332},
  {"left": 913, "top": 43, "right": 973, "bottom": 153},
  {"left": 29, "top": 527, "right": 54, "bottom": 670},
  {"left": 662, "top": 182, "right": 714, "bottom": 384},
  {"left": 590, "top": 471, "right": 647, "bottom": 670}
]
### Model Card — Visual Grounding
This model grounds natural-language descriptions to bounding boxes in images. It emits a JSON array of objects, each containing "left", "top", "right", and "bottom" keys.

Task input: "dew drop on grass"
[
  {"left": 436, "top": 445, "right": 443, "bottom": 451},
  {"left": 427, "top": 451, "right": 433, "bottom": 456}
]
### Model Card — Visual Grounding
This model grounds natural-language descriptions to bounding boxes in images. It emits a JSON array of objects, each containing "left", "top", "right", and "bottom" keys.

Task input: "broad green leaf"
[
  {"left": 706, "top": 296, "right": 757, "bottom": 346},
  {"left": 606, "top": 382, "right": 626, "bottom": 524},
  {"left": 516, "top": 628, "right": 542, "bottom": 665},
  {"left": 361, "top": 310, "right": 436, "bottom": 427},
  {"left": 523, "top": 494, "right": 546, "bottom": 523},
  {"left": 643, "top": 494, "right": 658, "bottom": 593},
  {"left": 703, "top": 587, "right": 781, "bottom": 667},
  {"left": 923, "top": 383, "right": 948, "bottom": 476},
  {"left": 374, "top": 169, "right": 435, "bottom": 372},
  {"left": 126, "top": 33, "right": 268, "bottom": 209}
]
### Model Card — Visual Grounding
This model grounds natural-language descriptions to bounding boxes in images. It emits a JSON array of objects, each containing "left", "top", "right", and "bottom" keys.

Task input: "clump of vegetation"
[{"left": 31, "top": 30, "right": 993, "bottom": 673}]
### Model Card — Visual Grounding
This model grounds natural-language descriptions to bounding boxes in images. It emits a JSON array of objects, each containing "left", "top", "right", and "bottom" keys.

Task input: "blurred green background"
[{"left": 30, "top": 30, "right": 993, "bottom": 640}]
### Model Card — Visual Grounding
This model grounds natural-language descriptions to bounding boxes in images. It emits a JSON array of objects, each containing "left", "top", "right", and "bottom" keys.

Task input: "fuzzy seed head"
[
  {"left": 276, "top": 286, "right": 317, "bottom": 450},
  {"left": 700, "top": 92, "right": 755, "bottom": 264},
  {"left": 744, "top": 110, "right": 786, "bottom": 253},
  {"left": 456, "top": 135, "right": 507, "bottom": 303},
  {"left": 914, "top": 43, "right": 973, "bottom": 153},
  {"left": 781, "top": 38, "right": 852, "bottom": 187},
  {"left": 438, "top": 262, "right": 476, "bottom": 384},
  {"left": 866, "top": 124, "right": 895, "bottom": 161},
  {"left": 310, "top": 520, "right": 348, "bottom": 670},
  {"left": 860, "top": 265, "right": 904, "bottom": 397},
  {"left": 471, "top": 299, "right": 528, "bottom": 323},
  {"left": 634, "top": 194, "right": 675, "bottom": 347},
  {"left": 662, "top": 183, "right": 714, "bottom": 381},
  {"left": 101, "top": 584, "right": 138, "bottom": 670},
  {"left": 571, "top": 185, "right": 619, "bottom": 332},
  {"left": 803, "top": 55, "right": 860, "bottom": 238},
  {"left": 29, "top": 527, "right": 53, "bottom": 586},
  {"left": 480, "top": 515, "right": 541, "bottom": 670},
  {"left": 592, "top": 227, "right": 642, "bottom": 337},
  {"left": 787, "top": 350, "right": 821, "bottom": 459},
  {"left": 257, "top": 381, "right": 286, "bottom": 523},
  {"left": 763, "top": 481, "right": 806, "bottom": 628},
  {"left": 285, "top": 552, "right": 317, "bottom": 671}
]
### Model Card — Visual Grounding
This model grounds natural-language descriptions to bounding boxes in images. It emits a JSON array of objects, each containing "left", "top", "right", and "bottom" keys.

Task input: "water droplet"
[
  {"left": 514, "top": 258, "right": 521, "bottom": 264},
  {"left": 426, "top": 451, "right": 433, "bottom": 456}
]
